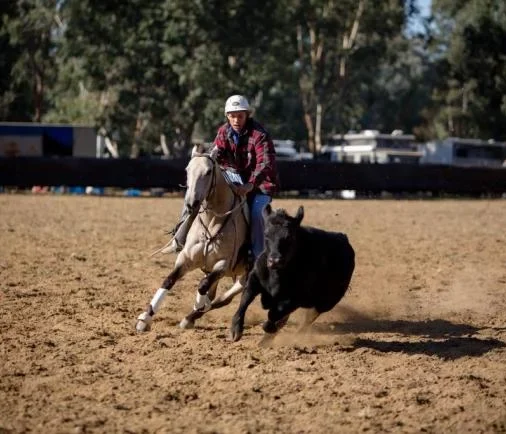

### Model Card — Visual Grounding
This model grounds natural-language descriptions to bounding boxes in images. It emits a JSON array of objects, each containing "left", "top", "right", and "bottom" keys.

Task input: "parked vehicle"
[
  {"left": 321, "top": 130, "right": 422, "bottom": 164},
  {"left": 420, "top": 137, "right": 506, "bottom": 167},
  {"left": 273, "top": 139, "right": 313, "bottom": 161}
]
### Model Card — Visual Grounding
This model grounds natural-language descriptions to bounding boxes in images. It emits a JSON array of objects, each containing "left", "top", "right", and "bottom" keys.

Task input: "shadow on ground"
[
  {"left": 311, "top": 306, "right": 506, "bottom": 359},
  {"left": 316, "top": 318, "right": 480, "bottom": 338},
  {"left": 349, "top": 336, "right": 505, "bottom": 360}
]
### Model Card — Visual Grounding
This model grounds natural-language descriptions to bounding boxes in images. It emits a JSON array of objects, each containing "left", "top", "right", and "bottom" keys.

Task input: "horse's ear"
[
  {"left": 191, "top": 143, "right": 207, "bottom": 157},
  {"left": 197, "top": 143, "right": 207, "bottom": 154},
  {"left": 263, "top": 203, "right": 272, "bottom": 220},
  {"left": 209, "top": 145, "right": 219, "bottom": 160},
  {"left": 295, "top": 206, "right": 304, "bottom": 225}
]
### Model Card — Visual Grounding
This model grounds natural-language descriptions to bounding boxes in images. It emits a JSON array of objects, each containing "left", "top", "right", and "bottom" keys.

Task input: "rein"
[
  {"left": 206, "top": 196, "right": 247, "bottom": 218},
  {"left": 192, "top": 154, "right": 245, "bottom": 257},
  {"left": 150, "top": 154, "right": 245, "bottom": 259}
]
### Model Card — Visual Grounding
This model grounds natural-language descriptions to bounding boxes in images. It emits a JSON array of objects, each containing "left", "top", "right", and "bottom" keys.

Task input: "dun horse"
[{"left": 136, "top": 145, "right": 249, "bottom": 332}]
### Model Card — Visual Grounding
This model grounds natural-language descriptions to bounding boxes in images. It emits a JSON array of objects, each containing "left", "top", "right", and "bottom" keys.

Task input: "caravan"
[
  {"left": 420, "top": 137, "right": 506, "bottom": 167},
  {"left": 273, "top": 139, "right": 313, "bottom": 161},
  {"left": 321, "top": 130, "right": 422, "bottom": 164}
]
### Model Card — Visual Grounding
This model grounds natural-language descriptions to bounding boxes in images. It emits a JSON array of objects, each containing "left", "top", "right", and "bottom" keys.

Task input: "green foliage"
[
  {"left": 280, "top": 0, "right": 420, "bottom": 151},
  {"left": 1, "top": 0, "right": 505, "bottom": 152},
  {"left": 1, "top": 0, "right": 59, "bottom": 121},
  {"left": 429, "top": 0, "right": 506, "bottom": 140}
]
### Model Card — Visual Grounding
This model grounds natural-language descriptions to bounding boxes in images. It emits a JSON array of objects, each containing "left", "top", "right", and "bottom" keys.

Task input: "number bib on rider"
[{"left": 223, "top": 170, "right": 244, "bottom": 186}]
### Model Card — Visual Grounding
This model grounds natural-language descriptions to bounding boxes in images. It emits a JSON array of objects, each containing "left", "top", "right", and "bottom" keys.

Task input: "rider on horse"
[{"left": 166, "top": 94, "right": 279, "bottom": 260}]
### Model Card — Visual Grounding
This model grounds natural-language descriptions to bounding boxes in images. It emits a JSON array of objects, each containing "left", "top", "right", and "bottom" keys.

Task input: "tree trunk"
[
  {"left": 297, "top": 23, "right": 316, "bottom": 154},
  {"left": 160, "top": 134, "right": 170, "bottom": 157},
  {"left": 104, "top": 136, "right": 119, "bottom": 158},
  {"left": 315, "top": 102, "right": 323, "bottom": 154},
  {"left": 181, "top": 125, "right": 194, "bottom": 151},
  {"left": 304, "top": 112, "right": 316, "bottom": 154},
  {"left": 33, "top": 70, "right": 43, "bottom": 123},
  {"left": 130, "top": 115, "right": 147, "bottom": 158}
]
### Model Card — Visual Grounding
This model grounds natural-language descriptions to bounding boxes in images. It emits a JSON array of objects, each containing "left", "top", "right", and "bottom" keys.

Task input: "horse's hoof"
[
  {"left": 179, "top": 318, "right": 194, "bottom": 329},
  {"left": 193, "top": 293, "right": 212, "bottom": 312},
  {"left": 136, "top": 312, "right": 152, "bottom": 332}
]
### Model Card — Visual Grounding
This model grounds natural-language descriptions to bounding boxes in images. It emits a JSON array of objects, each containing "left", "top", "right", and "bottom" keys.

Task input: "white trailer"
[
  {"left": 273, "top": 139, "right": 313, "bottom": 161},
  {"left": 420, "top": 137, "right": 506, "bottom": 167},
  {"left": 321, "top": 130, "right": 422, "bottom": 164}
]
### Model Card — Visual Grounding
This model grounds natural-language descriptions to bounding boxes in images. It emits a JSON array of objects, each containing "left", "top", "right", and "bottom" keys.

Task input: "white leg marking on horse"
[
  {"left": 136, "top": 288, "right": 167, "bottom": 333},
  {"left": 150, "top": 287, "right": 167, "bottom": 314},
  {"left": 213, "top": 279, "right": 244, "bottom": 305},
  {"left": 193, "top": 291, "right": 212, "bottom": 312},
  {"left": 136, "top": 311, "right": 153, "bottom": 332},
  {"left": 211, "top": 259, "right": 228, "bottom": 273}
]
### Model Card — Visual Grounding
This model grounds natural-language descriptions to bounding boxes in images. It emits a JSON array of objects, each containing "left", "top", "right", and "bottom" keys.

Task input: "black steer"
[{"left": 230, "top": 204, "right": 355, "bottom": 344}]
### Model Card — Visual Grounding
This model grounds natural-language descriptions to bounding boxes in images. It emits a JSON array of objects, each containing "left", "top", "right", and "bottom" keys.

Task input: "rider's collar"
[{"left": 227, "top": 118, "right": 252, "bottom": 138}]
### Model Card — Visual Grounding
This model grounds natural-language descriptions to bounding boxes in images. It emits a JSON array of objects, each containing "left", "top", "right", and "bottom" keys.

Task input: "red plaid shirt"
[{"left": 212, "top": 118, "right": 278, "bottom": 195}]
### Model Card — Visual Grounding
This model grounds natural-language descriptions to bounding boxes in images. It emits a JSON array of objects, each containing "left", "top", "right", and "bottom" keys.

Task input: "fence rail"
[{"left": 1, "top": 157, "right": 505, "bottom": 194}]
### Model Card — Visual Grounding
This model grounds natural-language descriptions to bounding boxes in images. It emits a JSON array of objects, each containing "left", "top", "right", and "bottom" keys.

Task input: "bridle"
[
  {"left": 188, "top": 154, "right": 246, "bottom": 217},
  {"left": 189, "top": 154, "right": 247, "bottom": 258},
  {"left": 195, "top": 154, "right": 218, "bottom": 213}
]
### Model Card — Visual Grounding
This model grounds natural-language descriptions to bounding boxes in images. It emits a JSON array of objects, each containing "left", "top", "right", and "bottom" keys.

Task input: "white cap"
[{"left": 224, "top": 95, "right": 250, "bottom": 114}]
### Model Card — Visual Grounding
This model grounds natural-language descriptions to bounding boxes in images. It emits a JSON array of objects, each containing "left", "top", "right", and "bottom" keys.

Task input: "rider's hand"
[{"left": 233, "top": 183, "right": 253, "bottom": 196}]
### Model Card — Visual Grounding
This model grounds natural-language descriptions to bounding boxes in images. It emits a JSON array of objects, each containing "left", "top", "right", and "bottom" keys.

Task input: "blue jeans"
[{"left": 249, "top": 194, "right": 272, "bottom": 258}]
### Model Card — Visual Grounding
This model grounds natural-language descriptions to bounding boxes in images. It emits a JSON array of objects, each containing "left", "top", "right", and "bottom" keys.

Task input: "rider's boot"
[
  {"left": 162, "top": 210, "right": 197, "bottom": 254},
  {"left": 162, "top": 238, "right": 183, "bottom": 254},
  {"left": 162, "top": 220, "right": 185, "bottom": 254}
]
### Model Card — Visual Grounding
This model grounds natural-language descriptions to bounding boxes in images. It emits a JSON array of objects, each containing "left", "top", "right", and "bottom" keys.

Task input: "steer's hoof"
[
  {"left": 136, "top": 312, "right": 153, "bottom": 332},
  {"left": 229, "top": 324, "right": 243, "bottom": 342},
  {"left": 179, "top": 318, "right": 194, "bottom": 329}
]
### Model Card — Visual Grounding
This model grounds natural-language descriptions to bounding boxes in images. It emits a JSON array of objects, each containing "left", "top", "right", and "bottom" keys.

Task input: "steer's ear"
[
  {"left": 263, "top": 203, "right": 272, "bottom": 220},
  {"left": 295, "top": 206, "right": 304, "bottom": 225}
]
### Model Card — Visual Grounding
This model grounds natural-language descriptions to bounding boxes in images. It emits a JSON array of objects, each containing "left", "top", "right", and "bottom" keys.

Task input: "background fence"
[{"left": 1, "top": 157, "right": 506, "bottom": 195}]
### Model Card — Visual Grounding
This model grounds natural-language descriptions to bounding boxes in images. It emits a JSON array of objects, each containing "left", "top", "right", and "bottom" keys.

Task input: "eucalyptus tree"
[
  {"left": 1, "top": 0, "right": 61, "bottom": 121},
  {"left": 56, "top": 0, "right": 288, "bottom": 155},
  {"left": 286, "top": 0, "right": 417, "bottom": 153},
  {"left": 429, "top": 0, "right": 506, "bottom": 140}
]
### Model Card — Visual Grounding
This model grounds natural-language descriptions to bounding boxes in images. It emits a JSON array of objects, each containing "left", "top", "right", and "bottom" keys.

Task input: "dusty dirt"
[{"left": 1, "top": 195, "right": 505, "bottom": 433}]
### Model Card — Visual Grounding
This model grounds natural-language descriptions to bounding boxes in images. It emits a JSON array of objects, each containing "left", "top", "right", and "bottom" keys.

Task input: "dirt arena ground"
[{"left": 1, "top": 195, "right": 505, "bottom": 433}]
